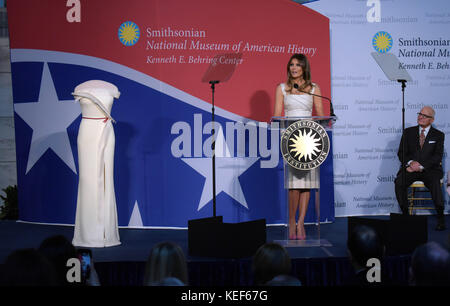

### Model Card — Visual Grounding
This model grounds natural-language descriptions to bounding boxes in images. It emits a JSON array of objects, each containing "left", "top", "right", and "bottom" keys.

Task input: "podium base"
[
  {"left": 188, "top": 216, "right": 266, "bottom": 258},
  {"left": 274, "top": 238, "right": 332, "bottom": 248},
  {"left": 276, "top": 223, "right": 332, "bottom": 247}
]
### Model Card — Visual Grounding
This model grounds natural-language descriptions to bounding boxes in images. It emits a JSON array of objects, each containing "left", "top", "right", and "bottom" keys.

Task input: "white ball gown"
[{"left": 72, "top": 80, "right": 121, "bottom": 247}]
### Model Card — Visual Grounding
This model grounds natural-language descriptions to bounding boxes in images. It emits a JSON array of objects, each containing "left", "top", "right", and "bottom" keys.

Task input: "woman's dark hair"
[
  {"left": 252, "top": 242, "right": 292, "bottom": 285},
  {"left": 286, "top": 53, "right": 312, "bottom": 93},
  {"left": 143, "top": 242, "right": 188, "bottom": 285}
]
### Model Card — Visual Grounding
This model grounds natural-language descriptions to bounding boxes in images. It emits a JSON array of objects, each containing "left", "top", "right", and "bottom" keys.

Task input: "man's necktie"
[{"left": 420, "top": 129, "right": 425, "bottom": 148}]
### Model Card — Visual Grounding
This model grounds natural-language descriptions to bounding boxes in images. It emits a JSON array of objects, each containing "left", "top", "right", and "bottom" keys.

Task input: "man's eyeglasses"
[{"left": 417, "top": 112, "right": 433, "bottom": 119}]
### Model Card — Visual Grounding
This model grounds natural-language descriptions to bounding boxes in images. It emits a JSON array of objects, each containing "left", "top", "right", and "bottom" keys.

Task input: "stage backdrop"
[
  {"left": 8, "top": 0, "right": 333, "bottom": 227},
  {"left": 305, "top": 0, "right": 450, "bottom": 216}
]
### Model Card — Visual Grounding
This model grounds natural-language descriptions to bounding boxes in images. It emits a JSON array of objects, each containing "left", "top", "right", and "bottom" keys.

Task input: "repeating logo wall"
[{"left": 306, "top": 0, "right": 450, "bottom": 216}]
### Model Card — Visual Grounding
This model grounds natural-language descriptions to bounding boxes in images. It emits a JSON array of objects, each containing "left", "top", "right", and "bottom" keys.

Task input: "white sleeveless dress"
[
  {"left": 281, "top": 83, "right": 320, "bottom": 189},
  {"left": 72, "top": 80, "right": 121, "bottom": 248}
]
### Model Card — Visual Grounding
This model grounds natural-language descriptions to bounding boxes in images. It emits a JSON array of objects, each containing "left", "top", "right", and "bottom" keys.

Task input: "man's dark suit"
[{"left": 394, "top": 125, "right": 445, "bottom": 220}]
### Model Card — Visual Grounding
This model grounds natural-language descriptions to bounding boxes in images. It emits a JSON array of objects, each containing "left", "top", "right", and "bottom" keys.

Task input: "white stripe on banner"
[{"left": 11, "top": 48, "right": 252, "bottom": 124}]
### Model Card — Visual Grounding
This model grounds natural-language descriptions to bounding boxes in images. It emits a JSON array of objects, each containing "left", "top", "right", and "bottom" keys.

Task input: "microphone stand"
[
  {"left": 209, "top": 80, "right": 219, "bottom": 218},
  {"left": 293, "top": 84, "right": 336, "bottom": 119},
  {"left": 398, "top": 79, "right": 407, "bottom": 214}
]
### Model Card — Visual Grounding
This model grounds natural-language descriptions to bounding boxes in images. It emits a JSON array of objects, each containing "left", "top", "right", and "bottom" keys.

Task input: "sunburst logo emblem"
[
  {"left": 372, "top": 31, "right": 393, "bottom": 53},
  {"left": 118, "top": 21, "right": 140, "bottom": 46},
  {"left": 289, "top": 129, "right": 322, "bottom": 161},
  {"left": 281, "top": 120, "right": 330, "bottom": 170}
]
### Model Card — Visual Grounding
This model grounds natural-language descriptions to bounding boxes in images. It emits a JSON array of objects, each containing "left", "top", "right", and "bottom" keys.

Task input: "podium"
[
  {"left": 271, "top": 116, "right": 336, "bottom": 247},
  {"left": 188, "top": 216, "right": 267, "bottom": 258}
]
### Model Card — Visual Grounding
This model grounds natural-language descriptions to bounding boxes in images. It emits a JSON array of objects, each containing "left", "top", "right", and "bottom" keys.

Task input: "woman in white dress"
[
  {"left": 72, "top": 80, "right": 121, "bottom": 248},
  {"left": 274, "top": 54, "right": 324, "bottom": 240}
]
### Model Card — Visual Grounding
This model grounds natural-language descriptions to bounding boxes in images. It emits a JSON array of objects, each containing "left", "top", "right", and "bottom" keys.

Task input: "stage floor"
[{"left": 1, "top": 216, "right": 449, "bottom": 264}]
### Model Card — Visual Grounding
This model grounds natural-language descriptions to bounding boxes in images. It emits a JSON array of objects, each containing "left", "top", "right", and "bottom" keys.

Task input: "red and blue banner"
[{"left": 8, "top": 0, "right": 333, "bottom": 227}]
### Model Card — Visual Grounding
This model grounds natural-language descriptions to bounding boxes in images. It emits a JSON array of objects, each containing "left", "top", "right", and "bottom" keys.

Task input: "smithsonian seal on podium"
[{"left": 281, "top": 120, "right": 330, "bottom": 170}]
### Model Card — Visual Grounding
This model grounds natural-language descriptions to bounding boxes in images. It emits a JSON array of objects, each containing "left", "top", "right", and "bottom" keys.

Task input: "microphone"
[{"left": 293, "top": 83, "right": 336, "bottom": 118}]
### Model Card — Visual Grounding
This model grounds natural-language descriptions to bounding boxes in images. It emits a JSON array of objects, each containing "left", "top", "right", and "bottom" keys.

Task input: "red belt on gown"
[{"left": 82, "top": 117, "right": 109, "bottom": 123}]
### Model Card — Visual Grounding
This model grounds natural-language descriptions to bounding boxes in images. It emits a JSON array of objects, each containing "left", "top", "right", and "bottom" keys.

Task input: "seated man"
[{"left": 394, "top": 106, "right": 446, "bottom": 231}]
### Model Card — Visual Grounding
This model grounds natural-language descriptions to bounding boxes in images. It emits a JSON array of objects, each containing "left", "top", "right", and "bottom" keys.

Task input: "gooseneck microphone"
[{"left": 293, "top": 83, "right": 335, "bottom": 117}]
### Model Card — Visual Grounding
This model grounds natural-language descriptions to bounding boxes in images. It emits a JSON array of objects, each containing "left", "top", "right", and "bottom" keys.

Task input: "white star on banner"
[
  {"left": 182, "top": 128, "right": 259, "bottom": 211},
  {"left": 14, "top": 63, "right": 81, "bottom": 174},
  {"left": 128, "top": 200, "right": 144, "bottom": 227}
]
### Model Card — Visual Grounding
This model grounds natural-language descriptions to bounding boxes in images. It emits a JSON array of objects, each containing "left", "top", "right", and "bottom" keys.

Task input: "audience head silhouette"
[
  {"left": 144, "top": 241, "right": 188, "bottom": 286},
  {"left": 38, "top": 235, "right": 78, "bottom": 286},
  {"left": 410, "top": 241, "right": 450, "bottom": 286},
  {"left": 252, "top": 242, "right": 292, "bottom": 285},
  {"left": 0, "top": 248, "right": 57, "bottom": 286},
  {"left": 265, "top": 274, "right": 302, "bottom": 286},
  {"left": 151, "top": 276, "right": 186, "bottom": 286},
  {"left": 347, "top": 225, "right": 385, "bottom": 269}
]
